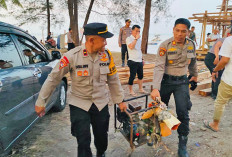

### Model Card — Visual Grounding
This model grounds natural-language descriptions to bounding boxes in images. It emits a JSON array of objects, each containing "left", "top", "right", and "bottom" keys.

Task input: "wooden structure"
[
  {"left": 189, "top": 0, "right": 232, "bottom": 60},
  {"left": 117, "top": 63, "right": 155, "bottom": 85}
]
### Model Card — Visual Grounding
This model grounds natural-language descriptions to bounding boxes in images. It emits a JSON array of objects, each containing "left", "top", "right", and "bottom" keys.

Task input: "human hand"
[
  {"left": 213, "top": 56, "right": 219, "bottom": 65},
  {"left": 150, "top": 89, "right": 160, "bottom": 100},
  {"left": 189, "top": 76, "right": 197, "bottom": 82},
  {"left": 118, "top": 102, "right": 127, "bottom": 112},
  {"left": 119, "top": 43, "right": 121, "bottom": 47},
  {"left": 135, "top": 34, "right": 140, "bottom": 40},
  {"left": 35, "top": 106, "right": 45, "bottom": 117},
  {"left": 212, "top": 72, "right": 218, "bottom": 82}
]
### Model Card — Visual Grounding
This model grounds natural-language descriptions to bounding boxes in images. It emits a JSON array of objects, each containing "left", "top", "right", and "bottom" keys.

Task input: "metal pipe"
[{"left": 124, "top": 110, "right": 134, "bottom": 149}]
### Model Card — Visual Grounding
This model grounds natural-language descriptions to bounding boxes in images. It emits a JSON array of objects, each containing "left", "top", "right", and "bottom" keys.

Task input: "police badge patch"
[
  {"left": 59, "top": 56, "right": 69, "bottom": 70},
  {"left": 159, "top": 47, "right": 167, "bottom": 56}
]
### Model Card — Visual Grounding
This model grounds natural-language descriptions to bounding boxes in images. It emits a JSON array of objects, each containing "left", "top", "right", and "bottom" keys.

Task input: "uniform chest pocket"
[
  {"left": 100, "top": 67, "right": 110, "bottom": 82},
  {"left": 167, "top": 54, "right": 178, "bottom": 60},
  {"left": 76, "top": 69, "right": 90, "bottom": 85}
]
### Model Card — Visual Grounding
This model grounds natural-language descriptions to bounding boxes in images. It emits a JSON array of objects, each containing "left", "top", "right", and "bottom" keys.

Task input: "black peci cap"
[
  {"left": 83, "top": 23, "right": 114, "bottom": 38},
  {"left": 174, "top": 18, "right": 191, "bottom": 29}
]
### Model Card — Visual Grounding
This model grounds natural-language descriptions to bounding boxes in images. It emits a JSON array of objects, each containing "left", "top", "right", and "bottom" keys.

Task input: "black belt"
[{"left": 163, "top": 74, "right": 187, "bottom": 81}]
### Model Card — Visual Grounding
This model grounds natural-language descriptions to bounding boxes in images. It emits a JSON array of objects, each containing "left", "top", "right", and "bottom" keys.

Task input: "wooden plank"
[{"left": 199, "top": 88, "right": 212, "bottom": 96}]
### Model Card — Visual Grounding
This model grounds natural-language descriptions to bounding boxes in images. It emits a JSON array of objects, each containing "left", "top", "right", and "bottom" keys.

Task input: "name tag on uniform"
[
  {"left": 168, "top": 51, "right": 177, "bottom": 55},
  {"left": 187, "top": 50, "right": 194, "bottom": 53},
  {"left": 76, "top": 64, "right": 88, "bottom": 68},
  {"left": 99, "top": 63, "right": 109, "bottom": 66}
]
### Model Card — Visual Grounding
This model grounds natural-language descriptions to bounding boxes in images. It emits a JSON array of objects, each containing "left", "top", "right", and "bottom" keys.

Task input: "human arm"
[
  {"left": 188, "top": 43, "right": 198, "bottom": 82},
  {"left": 212, "top": 56, "right": 230, "bottom": 82},
  {"left": 35, "top": 55, "right": 71, "bottom": 117},
  {"left": 127, "top": 34, "right": 140, "bottom": 49},
  {"left": 212, "top": 37, "right": 232, "bottom": 82},
  {"left": 150, "top": 43, "right": 167, "bottom": 100},
  {"left": 213, "top": 41, "right": 223, "bottom": 65},
  {"left": 106, "top": 50, "right": 126, "bottom": 111}
]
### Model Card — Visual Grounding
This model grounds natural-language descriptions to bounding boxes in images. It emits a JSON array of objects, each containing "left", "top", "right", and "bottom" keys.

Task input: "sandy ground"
[{"left": 7, "top": 53, "right": 232, "bottom": 157}]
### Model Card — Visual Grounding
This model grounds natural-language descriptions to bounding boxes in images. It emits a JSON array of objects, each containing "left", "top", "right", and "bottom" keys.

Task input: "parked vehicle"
[{"left": 0, "top": 21, "right": 67, "bottom": 156}]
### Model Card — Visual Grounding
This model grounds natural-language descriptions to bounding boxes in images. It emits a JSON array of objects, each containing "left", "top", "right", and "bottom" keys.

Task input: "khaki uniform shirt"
[
  {"left": 67, "top": 32, "right": 74, "bottom": 43},
  {"left": 35, "top": 45, "right": 124, "bottom": 111},
  {"left": 118, "top": 26, "right": 132, "bottom": 45},
  {"left": 153, "top": 37, "right": 198, "bottom": 90}
]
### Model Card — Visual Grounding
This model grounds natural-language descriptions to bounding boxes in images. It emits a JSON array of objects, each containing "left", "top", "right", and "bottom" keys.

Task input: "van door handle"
[{"left": 33, "top": 68, "right": 42, "bottom": 78}]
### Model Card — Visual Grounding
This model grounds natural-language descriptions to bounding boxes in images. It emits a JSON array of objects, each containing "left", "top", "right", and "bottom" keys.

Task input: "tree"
[
  {"left": 10, "top": 0, "right": 65, "bottom": 37},
  {"left": 46, "top": 0, "right": 51, "bottom": 35},
  {"left": 0, "top": 0, "right": 22, "bottom": 10},
  {"left": 90, "top": 0, "right": 171, "bottom": 54},
  {"left": 68, "top": 0, "right": 80, "bottom": 46},
  {"left": 80, "top": 0, "right": 95, "bottom": 44},
  {"left": 141, "top": 0, "right": 151, "bottom": 54}
]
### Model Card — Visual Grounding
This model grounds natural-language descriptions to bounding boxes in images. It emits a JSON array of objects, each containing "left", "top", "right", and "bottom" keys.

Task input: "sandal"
[
  {"left": 129, "top": 92, "right": 137, "bottom": 97},
  {"left": 139, "top": 90, "right": 148, "bottom": 94},
  {"left": 203, "top": 120, "right": 218, "bottom": 132}
]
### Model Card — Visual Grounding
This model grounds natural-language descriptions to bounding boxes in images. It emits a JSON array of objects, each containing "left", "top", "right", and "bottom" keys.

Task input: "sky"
[{"left": 0, "top": 0, "right": 223, "bottom": 52}]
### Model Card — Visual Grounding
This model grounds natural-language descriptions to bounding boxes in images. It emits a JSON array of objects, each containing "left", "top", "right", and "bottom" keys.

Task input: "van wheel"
[{"left": 53, "top": 80, "right": 67, "bottom": 112}]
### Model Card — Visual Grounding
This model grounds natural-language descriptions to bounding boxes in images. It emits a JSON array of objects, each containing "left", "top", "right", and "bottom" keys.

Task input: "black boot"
[
  {"left": 97, "top": 152, "right": 105, "bottom": 157},
  {"left": 178, "top": 135, "right": 189, "bottom": 157}
]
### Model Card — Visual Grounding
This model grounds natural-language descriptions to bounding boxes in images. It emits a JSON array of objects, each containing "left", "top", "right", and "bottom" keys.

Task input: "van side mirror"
[{"left": 51, "top": 51, "right": 61, "bottom": 60}]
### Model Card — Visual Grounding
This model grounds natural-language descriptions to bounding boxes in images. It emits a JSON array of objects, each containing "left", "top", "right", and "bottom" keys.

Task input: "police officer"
[
  {"left": 35, "top": 23, "right": 127, "bottom": 157},
  {"left": 151, "top": 18, "right": 198, "bottom": 157},
  {"left": 118, "top": 19, "right": 132, "bottom": 67}
]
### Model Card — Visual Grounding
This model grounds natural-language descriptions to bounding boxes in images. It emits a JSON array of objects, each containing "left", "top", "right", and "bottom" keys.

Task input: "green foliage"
[
  {"left": 10, "top": 0, "right": 64, "bottom": 28},
  {"left": 0, "top": 0, "right": 22, "bottom": 10}
]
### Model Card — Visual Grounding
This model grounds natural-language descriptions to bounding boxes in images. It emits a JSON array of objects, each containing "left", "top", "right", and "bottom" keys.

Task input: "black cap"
[
  {"left": 83, "top": 23, "right": 114, "bottom": 38},
  {"left": 125, "top": 19, "right": 131, "bottom": 22},
  {"left": 174, "top": 18, "right": 191, "bottom": 29}
]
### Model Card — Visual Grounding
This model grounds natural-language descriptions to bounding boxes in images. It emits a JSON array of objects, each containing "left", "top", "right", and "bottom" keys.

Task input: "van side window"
[
  {"left": 0, "top": 33, "right": 22, "bottom": 69},
  {"left": 16, "top": 36, "right": 48, "bottom": 64}
]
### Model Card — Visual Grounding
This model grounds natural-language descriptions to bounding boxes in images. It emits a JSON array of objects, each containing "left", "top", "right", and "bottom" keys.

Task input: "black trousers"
[
  {"left": 204, "top": 52, "right": 223, "bottom": 97},
  {"left": 121, "top": 44, "right": 129, "bottom": 63},
  {"left": 69, "top": 104, "right": 110, "bottom": 157},
  {"left": 160, "top": 75, "right": 190, "bottom": 136},
  {"left": 128, "top": 60, "right": 143, "bottom": 85},
  {"left": 68, "top": 43, "right": 75, "bottom": 51}
]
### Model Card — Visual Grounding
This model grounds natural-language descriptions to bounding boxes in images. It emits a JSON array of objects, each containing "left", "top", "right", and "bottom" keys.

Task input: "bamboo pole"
[{"left": 202, "top": 11, "right": 207, "bottom": 50}]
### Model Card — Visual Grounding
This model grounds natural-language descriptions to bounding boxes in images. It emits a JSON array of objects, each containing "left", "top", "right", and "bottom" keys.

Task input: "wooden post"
[
  {"left": 199, "top": 23, "right": 203, "bottom": 49},
  {"left": 202, "top": 11, "right": 208, "bottom": 50}
]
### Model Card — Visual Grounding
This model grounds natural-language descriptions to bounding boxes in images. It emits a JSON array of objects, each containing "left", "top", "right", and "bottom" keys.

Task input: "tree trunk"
[
  {"left": 46, "top": 0, "right": 50, "bottom": 35},
  {"left": 68, "top": 0, "right": 80, "bottom": 46},
  {"left": 73, "top": 0, "right": 79, "bottom": 45},
  {"left": 68, "top": 0, "right": 74, "bottom": 29},
  {"left": 141, "top": 0, "right": 151, "bottom": 54},
  {"left": 80, "top": 0, "right": 95, "bottom": 44}
]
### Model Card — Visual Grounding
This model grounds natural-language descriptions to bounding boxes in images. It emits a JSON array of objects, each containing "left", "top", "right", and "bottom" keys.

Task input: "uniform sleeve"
[
  {"left": 107, "top": 50, "right": 124, "bottom": 104},
  {"left": 188, "top": 44, "right": 198, "bottom": 77},
  {"left": 35, "top": 54, "right": 72, "bottom": 108},
  {"left": 118, "top": 28, "right": 122, "bottom": 45},
  {"left": 153, "top": 43, "right": 167, "bottom": 90}
]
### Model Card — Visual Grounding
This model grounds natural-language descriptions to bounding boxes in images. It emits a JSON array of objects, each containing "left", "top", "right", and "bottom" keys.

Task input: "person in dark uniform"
[
  {"left": 35, "top": 23, "right": 127, "bottom": 157},
  {"left": 151, "top": 18, "right": 198, "bottom": 157}
]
